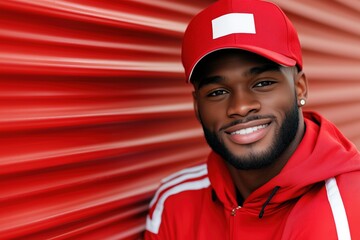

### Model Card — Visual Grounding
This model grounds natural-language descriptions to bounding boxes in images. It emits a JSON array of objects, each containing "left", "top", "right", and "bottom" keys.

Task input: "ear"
[
  {"left": 192, "top": 91, "right": 201, "bottom": 122},
  {"left": 295, "top": 71, "right": 308, "bottom": 107}
]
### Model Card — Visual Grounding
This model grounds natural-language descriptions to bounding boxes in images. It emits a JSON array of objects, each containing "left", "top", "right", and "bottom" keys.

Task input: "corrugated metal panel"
[
  {"left": 0, "top": 0, "right": 359, "bottom": 239},
  {"left": 0, "top": 1, "right": 211, "bottom": 239}
]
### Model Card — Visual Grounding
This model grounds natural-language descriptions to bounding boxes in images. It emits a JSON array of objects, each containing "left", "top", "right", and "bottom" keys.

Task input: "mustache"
[{"left": 219, "top": 115, "right": 275, "bottom": 131}]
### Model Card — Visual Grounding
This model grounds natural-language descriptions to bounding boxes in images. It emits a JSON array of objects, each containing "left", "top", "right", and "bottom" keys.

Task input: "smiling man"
[{"left": 145, "top": 0, "right": 360, "bottom": 239}]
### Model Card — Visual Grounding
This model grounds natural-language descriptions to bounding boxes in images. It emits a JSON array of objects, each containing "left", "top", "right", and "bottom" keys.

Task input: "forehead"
[{"left": 191, "top": 49, "right": 280, "bottom": 84}]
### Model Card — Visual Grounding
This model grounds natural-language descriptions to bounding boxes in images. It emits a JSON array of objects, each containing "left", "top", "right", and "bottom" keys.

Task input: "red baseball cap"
[{"left": 181, "top": 0, "right": 302, "bottom": 82}]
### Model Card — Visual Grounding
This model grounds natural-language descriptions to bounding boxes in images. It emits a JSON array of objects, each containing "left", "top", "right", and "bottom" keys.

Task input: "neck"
[{"left": 227, "top": 117, "right": 305, "bottom": 201}]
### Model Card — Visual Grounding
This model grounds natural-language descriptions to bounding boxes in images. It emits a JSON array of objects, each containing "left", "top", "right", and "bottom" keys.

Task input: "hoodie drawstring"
[{"left": 259, "top": 186, "right": 280, "bottom": 219}]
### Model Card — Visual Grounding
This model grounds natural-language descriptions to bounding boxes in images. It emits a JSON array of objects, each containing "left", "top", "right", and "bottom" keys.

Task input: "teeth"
[{"left": 231, "top": 124, "right": 268, "bottom": 135}]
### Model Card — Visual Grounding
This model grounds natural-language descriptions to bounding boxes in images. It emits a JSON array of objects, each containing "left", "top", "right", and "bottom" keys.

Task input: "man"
[{"left": 145, "top": 0, "right": 360, "bottom": 239}]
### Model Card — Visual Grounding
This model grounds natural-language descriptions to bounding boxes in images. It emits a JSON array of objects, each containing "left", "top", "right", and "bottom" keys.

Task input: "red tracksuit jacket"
[{"left": 145, "top": 112, "right": 360, "bottom": 239}]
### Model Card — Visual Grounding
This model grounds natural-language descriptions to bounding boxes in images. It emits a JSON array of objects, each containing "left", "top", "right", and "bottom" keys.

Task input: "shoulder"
[
  {"left": 334, "top": 172, "right": 360, "bottom": 218},
  {"left": 326, "top": 172, "right": 360, "bottom": 239},
  {"left": 330, "top": 171, "right": 360, "bottom": 216},
  {"left": 282, "top": 172, "right": 360, "bottom": 239},
  {"left": 146, "top": 163, "right": 211, "bottom": 235},
  {"left": 335, "top": 170, "right": 360, "bottom": 195}
]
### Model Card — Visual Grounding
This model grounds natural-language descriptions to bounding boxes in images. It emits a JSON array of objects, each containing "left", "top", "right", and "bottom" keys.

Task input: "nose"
[{"left": 226, "top": 91, "right": 261, "bottom": 117}]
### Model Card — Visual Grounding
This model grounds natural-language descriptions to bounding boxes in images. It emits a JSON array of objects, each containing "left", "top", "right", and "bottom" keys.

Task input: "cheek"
[
  {"left": 197, "top": 102, "right": 225, "bottom": 128},
  {"left": 265, "top": 95, "right": 291, "bottom": 108},
  {"left": 263, "top": 83, "right": 296, "bottom": 106},
  {"left": 261, "top": 91, "right": 296, "bottom": 117}
]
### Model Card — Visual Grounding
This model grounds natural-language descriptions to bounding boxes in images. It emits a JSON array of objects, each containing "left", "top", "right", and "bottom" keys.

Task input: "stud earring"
[{"left": 299, "top": 99, "right": 306, "bottom": 106}]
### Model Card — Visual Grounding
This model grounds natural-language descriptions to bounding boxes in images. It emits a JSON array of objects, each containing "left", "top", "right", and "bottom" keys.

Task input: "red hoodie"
[{"left": 145, "top": 112, "right": 360, "bottom": 239}]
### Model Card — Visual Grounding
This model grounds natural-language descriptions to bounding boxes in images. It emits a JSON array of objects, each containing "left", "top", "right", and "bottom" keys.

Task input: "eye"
[
  {"left": 207, "top": 89, "right": 228, "bottom": 97},
  {"left": 254, "top": 80, "right": 276, "bottom": 88}
]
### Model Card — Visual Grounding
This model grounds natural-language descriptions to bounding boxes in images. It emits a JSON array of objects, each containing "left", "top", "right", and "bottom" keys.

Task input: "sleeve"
[
  {"left": 144, "top": 184, "right": 173, "bottom": 240},
  {"left": 337, "top": 172, "right": 360, "bottom": 240},
  {"left": 144, "top": 229, "right": 161, "bottom": 240},
  {"left": 144, "top": 201, "right": 171, "bottom": 240},
  {"left": 144, "top": 229, "right": 159, "bottom": 240}
]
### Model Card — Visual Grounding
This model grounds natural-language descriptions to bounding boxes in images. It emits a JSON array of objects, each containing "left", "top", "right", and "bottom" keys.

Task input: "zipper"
[
  {"left": 231, "top": 206, "right": 241, "bottom": 216},
  {"left": 230, "top": 206, "right": 241, "bottom": 239}
]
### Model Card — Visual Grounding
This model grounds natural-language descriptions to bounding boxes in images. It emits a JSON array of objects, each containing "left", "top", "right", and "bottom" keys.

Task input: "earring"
[{"left": 299, "top": 99, "right": 306, "bottom": 106}]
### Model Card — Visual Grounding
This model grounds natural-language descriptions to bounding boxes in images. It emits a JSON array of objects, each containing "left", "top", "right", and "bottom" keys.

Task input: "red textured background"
[{"left": 1, "top": 0, "right": 359, "bottom": 239}]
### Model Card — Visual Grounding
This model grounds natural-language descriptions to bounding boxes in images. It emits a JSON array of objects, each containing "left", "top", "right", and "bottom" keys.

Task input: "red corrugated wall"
[{"left": 0, "top": 0, "right": 359, "bottom": 239}]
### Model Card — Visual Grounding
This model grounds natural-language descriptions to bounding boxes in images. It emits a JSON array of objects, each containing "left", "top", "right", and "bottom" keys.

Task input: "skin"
[{"left": 192, "top": 50, "right": 308, "bottom": 200}]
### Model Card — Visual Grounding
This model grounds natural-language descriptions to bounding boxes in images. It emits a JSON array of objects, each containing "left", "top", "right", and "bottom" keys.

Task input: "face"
[{"left": 192, "top": 50, "right": 307, "bottom": 170}]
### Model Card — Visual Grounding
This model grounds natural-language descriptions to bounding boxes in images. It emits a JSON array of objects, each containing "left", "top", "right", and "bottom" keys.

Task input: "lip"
[{"left": 224, "top": 118, "right": 273, "bottom": 145}]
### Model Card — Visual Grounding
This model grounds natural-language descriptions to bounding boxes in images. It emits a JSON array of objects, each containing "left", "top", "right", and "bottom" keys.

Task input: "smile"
[
  {"left": 230, "top": 124, "right": 269, "bottom": 136},
  {"left": 224, "top": 119, "right": 273, "bottom": 145}
]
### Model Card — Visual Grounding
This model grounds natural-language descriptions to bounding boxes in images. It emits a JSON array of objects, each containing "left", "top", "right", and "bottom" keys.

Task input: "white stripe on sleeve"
[
  {"left": 325, "top": 177, "right": 351, "bottom": 240},
  {"left": 161, "top": 164, "right": 207, "bottom": 183},
  {"left": 146, "top": 177, "right": 210, "bottom": 234},
  {"left": 149, "top": 166, "right": 208, "bottom": 208}
]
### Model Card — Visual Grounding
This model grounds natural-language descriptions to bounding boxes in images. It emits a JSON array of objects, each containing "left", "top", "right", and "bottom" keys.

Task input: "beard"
[{"left": 201, "top": 100, "right": 300, "bottom": 170}]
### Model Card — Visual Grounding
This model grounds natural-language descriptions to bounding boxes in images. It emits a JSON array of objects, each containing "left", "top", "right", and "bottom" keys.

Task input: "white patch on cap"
[{"left": 212, "top": 13, "right": 256, "bottom": 39}]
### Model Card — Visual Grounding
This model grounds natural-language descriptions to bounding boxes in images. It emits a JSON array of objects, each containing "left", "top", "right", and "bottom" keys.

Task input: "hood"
[{"left": 207, "top": 111, "right": 360, "bottom": 215}]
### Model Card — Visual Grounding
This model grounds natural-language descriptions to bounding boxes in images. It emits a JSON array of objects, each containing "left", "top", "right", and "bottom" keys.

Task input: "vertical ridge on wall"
[{"left": 1, "top": 0, "right": 359, "bottom": 239}]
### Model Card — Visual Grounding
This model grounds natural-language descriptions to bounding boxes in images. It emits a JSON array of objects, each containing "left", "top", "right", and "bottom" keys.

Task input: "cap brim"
[{"left": 188, "top": 45, "right": 297, "bottom": 82}]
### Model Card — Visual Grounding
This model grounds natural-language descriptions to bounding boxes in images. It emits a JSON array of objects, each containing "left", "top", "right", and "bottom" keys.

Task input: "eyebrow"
[
  {"left": 248, "top": 64, "right": 281, "bottom": 76},
  {"left": 195, "top": 63, "right": 282, "bottom": 90},
  {"left": 196, "top": 76, "right": 224, "bottom": 90}
]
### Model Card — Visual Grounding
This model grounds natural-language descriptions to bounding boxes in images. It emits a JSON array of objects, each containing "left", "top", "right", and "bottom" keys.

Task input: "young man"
[{"left": 145, "top": 0, "right": 360, "bottom": 239}]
